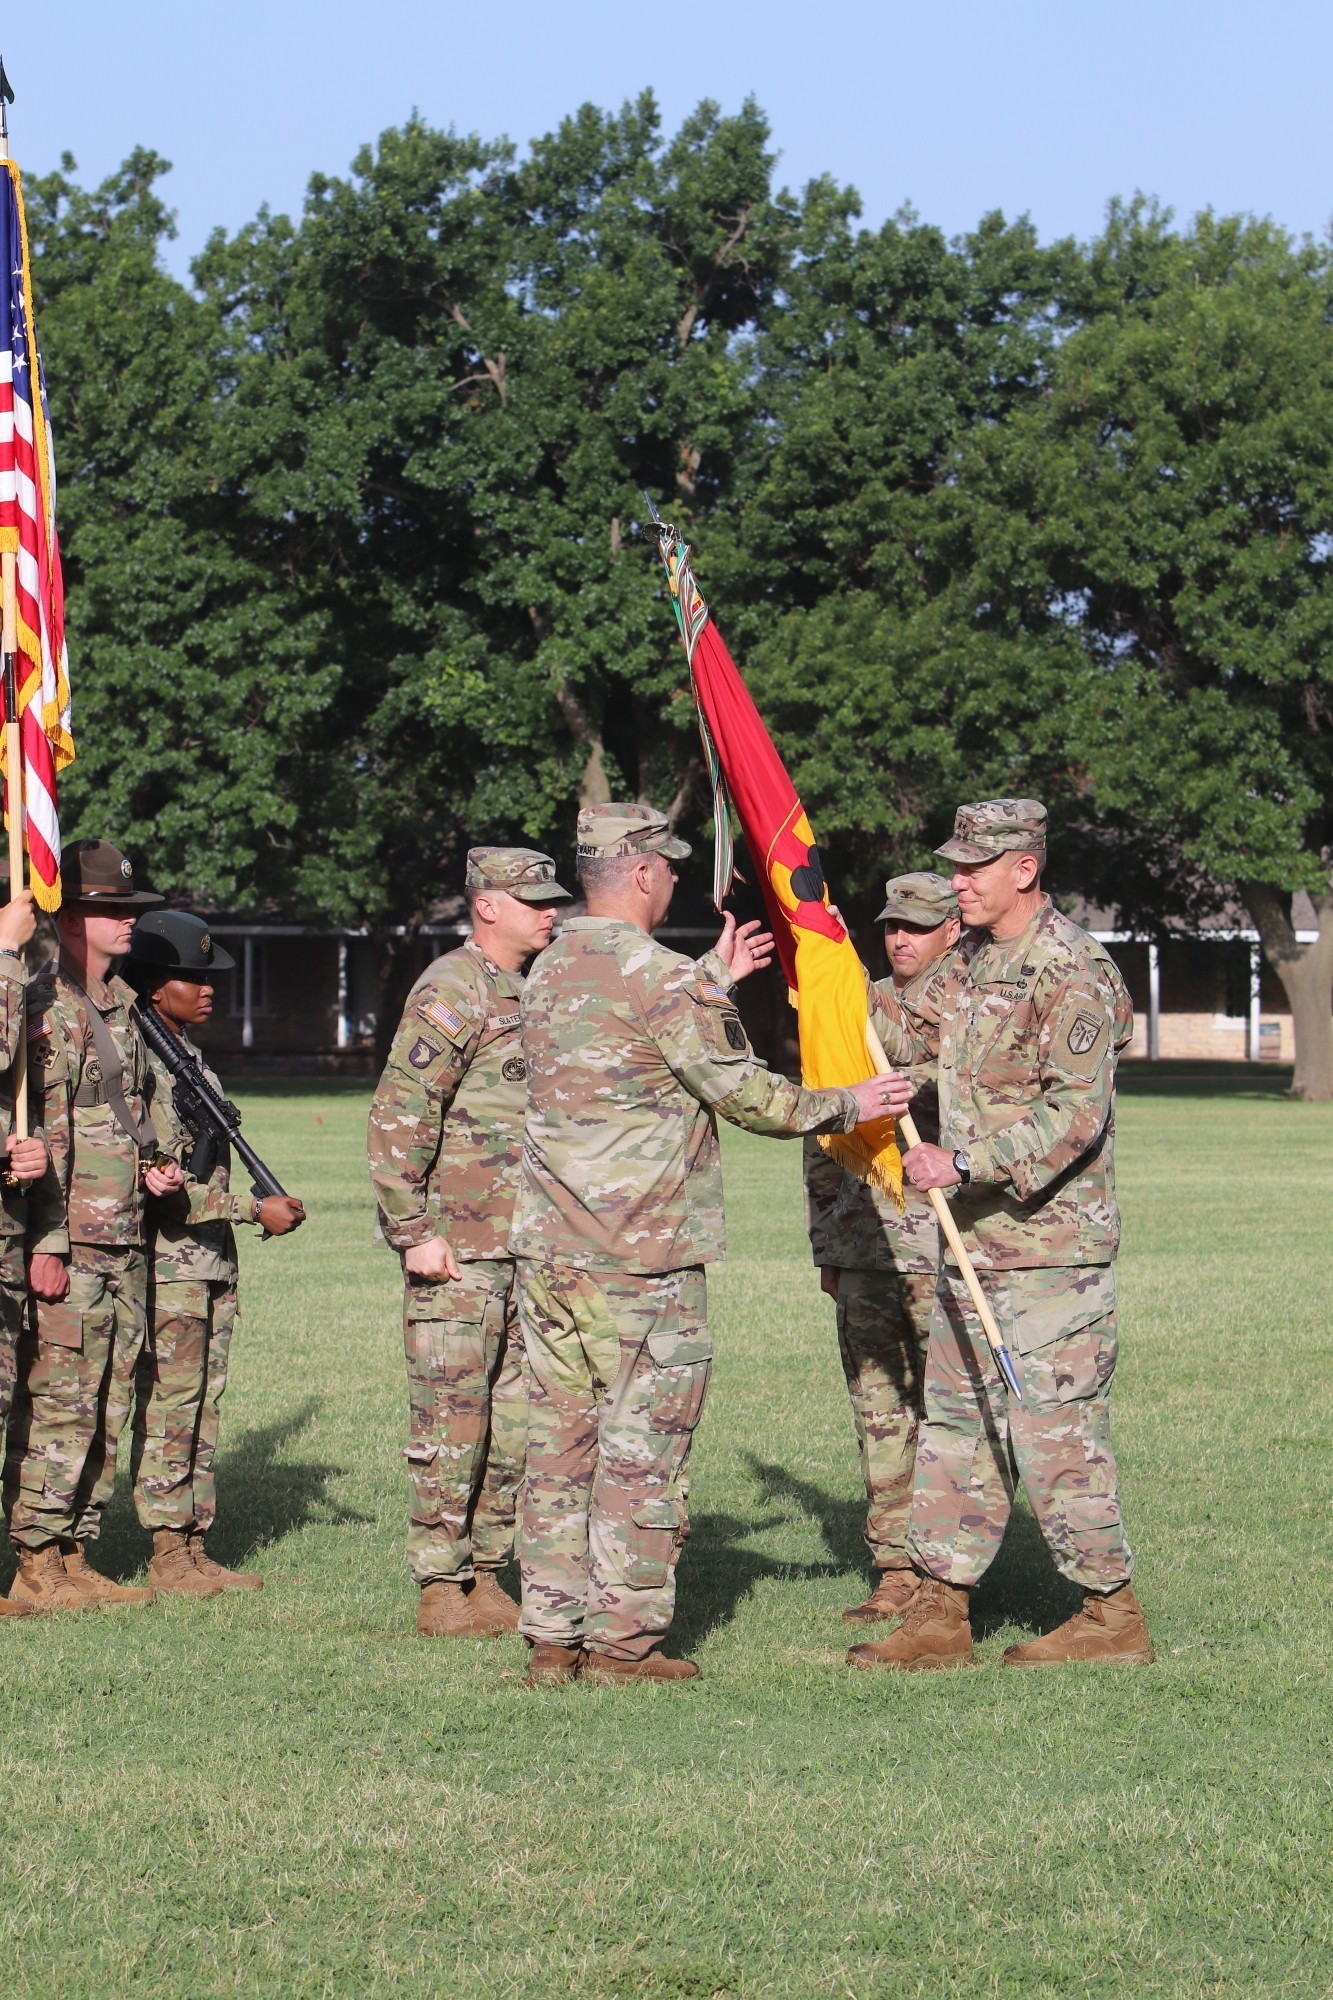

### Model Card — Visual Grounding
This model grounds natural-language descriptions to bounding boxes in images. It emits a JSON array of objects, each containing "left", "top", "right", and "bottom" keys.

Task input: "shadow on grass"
[
  {"left": 672, "top": 1508, "right": 841, "bottom": 1654},
  {"left": 1118, "top": 1059, "right": 1293, "bottom": 1099},
  {"left": 735, "top": 1452, "right": 1080, "bottom": 1644},
  {"left": 90, "top": 1397, "right": 371, "bottom": 1581}
]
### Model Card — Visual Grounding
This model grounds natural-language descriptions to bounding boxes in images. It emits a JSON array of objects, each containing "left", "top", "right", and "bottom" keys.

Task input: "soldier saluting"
[
  {"left": 368, "top": 848, "right": 572, "bottom": 1639},
  {"left": 5, "top": 840, "right": 186, "bottom": 1611},
  {"left": 847, "top": 800, "right": 1152, "bottom": 1672}
]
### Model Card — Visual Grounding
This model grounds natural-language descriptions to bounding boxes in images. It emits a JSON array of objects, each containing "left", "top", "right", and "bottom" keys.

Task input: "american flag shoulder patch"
[
  {"left": 419, "top": 997, "right": 471, "bottom": 1044},
  {"left": 697, "top": 982, "right": 733, "bottom": 1006}
]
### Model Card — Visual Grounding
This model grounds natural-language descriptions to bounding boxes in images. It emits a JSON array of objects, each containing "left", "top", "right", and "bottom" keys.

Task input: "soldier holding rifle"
[
  {"left": 124, "top": 910, "right": 305, "bottom": 1596},
  {"left": 847, "top": 801, "right": 1153, "bottom": 1672}
]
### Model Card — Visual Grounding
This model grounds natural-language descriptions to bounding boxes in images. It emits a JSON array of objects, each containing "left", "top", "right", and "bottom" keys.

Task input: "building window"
[
  {"left": 1222, "top": 945, "right": 1251, "bottom": 1021},
  {"left": 227, "top": 940, "right": 270, "bottom": 1019}
]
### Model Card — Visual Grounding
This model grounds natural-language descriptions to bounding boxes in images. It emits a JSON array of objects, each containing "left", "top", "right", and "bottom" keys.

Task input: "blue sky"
[{"left": 3, "top": 0, "right": 1330, "bottom": 277}]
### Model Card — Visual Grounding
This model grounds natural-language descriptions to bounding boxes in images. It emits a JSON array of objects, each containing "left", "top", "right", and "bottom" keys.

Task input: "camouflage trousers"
[
  {"left": 5, "top": 1245, "right": 148, "bottom": 1550},
  {"left": 834, "top": 1267, "right": 936, "bottom": 1571},
  {"left": 130, "top": 1277, "right": 238, "bottom": 1533},
  {"left": 906, "top": 1263, "right": 1133, "bottom": 1592},
  {"left": 516, "top": 1259, "right": 711, "bottom": 1662},
  {"left": 403, "top": 1256, "right": 528, "bottom": 1585}
]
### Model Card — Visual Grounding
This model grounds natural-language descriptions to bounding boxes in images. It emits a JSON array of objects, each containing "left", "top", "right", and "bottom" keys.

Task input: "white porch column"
[
  {"left": 337, "top": 938, "right": 350, "bottom": 1050},
  {"left": 1147, "top": 942, "right": 1161, "bottom": 1062},
  {"left": 242, "top": 935, "right": 255, "bottom": 1051},
  {"left": 1248, "top": 940, "right": 1263, "bottom": 1063}
]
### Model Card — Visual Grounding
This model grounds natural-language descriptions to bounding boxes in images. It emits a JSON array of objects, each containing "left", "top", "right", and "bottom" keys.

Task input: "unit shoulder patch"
[
  {"left": 408, "top": 1036, "right": 444, "bottom": 1071},
  {"left": 1066, "top": 1011, "right": 1103, "bottom": 1058}
]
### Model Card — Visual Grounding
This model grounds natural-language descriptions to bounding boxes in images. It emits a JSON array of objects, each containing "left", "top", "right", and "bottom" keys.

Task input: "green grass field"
[{"left": 0, "top": 1065, "right": 1329, "bottom": 1999}]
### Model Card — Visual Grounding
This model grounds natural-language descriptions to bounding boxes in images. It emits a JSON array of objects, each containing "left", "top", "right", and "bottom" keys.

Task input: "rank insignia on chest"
[
  {"left": 501, "top": 1055, "right": 528, "bottom": 1082},
  {"left": 408, "top": 1037, "right": 441, "bottom": 1071},
  {"left": 420, "top": 998, "right": 467, "bottom": 1042}
]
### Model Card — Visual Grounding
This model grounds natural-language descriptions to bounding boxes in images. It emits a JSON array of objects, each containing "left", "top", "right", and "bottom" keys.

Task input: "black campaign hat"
[{"left": 126, "top": 910, "right": 236, "bottom": 976}]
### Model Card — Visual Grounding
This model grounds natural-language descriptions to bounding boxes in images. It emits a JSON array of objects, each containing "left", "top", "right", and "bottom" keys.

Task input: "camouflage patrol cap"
[
  {"left": 60, "top": 838, "right": 164, "bottom": 908},
  {"left": 465, "top": 847, "right": 571, "bottom": 904},
  {"left": 576, "top": 802, "right": 691, "bottom": 862},
  {"left": 935, "top": 799, "right": 1048, "bottom": 865},
  {"left": 876, "top": 871, "right": 960, "bottom": 926}
]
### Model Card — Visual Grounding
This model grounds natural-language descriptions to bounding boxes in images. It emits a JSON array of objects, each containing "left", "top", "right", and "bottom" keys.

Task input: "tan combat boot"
[
  {"left": 524, "top": 1642, "right": 583, "bottom": 1687},
  {"left": 148, "top": 1529, "right": 222, "bottom": 1598},
  {"left": 64, "top": 1543, "right": 156, "bottom": 1608},
  {"left": 187, "top": 1533, "right": 263, "bottom": 1593},
  {"left": 6, "top": 1547, "right": 76, "bottom": 1613},
  {"left": 843, "top": 1568, "right": 921, "bottom": 1626},
  {"left": 846, "top": 1576, "right": 974, "bottom": 1672},
  {"left": 468, "top": 1571, "right": 520, "bottom": 1632},
  {"left": 1002, "top": 1583, "right": 1155, "bottom": 1668},
  {"left": 583, "top": 1650, "right": 701, "bottom": 1684}
]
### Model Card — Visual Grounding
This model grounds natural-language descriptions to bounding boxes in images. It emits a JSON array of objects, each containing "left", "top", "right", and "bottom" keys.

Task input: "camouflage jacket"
[
  {"left": 26, "top": 962, "right": 182, "bottom": 1256},
  {"left": 803, "top": 956, "right": 951, "bottom": 1275},
  {"left": 368, "top": 941, "right": 528, "bottom": 1259},
  {"left": 0, "top": 954, "right": 37, "bottom": 1243},
  {"left": 146, "top": 1033, "right": 258, "bottom": 1287},
  {"left": 873, "top": 900, "right": 1134, "bottom": 1270},
  {"left": 508, "top": 917, "right": 860, "bottom": 1273}
]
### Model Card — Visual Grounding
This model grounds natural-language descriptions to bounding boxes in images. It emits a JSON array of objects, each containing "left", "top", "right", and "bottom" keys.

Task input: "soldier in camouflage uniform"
[
  {"left": 804, "top": 872, "right": 959, "bottom": 1625},
  {"left": 368, "top": 847, "right": 571, "bottom": 1638},
  {"left": 0, "top": 887, "right": 52, "bottom": 1617},
  {"left": 846, "top": 801, "right": 1154, "bottom": 1673},
  {"left": 509, "top": 803, "right": 912, "bottom": 1687},
  {"left": 124, "top": 911, "right": 306, "bottom": 1598},
  {"left": 6, "top": 840, "right": 187, "bottom": 1612}
]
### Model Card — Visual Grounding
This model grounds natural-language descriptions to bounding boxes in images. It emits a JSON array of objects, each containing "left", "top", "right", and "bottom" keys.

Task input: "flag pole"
[
  {"left": 0, "top": 64, "right": 30, "bottom": 1141},
  {"left": 865, "top": 1021, "right": 1020, "bottom": 1401}
]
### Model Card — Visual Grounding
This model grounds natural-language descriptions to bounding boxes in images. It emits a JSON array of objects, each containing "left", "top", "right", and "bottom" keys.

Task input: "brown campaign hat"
[
  {"left": 876, "top": 871, "right": 960, "bottom": 926},
  {"left": 465, "top": 847, "right": 572, "bottom": 904},
  {"left": 576, "top": 802, "right": 691, "bottom": 862},
  {"left": 61, "top": 839, "right": 164, "bottom": 908},
  {"left": 935, "top": 799, "right": 1048, "bottom": 866}
]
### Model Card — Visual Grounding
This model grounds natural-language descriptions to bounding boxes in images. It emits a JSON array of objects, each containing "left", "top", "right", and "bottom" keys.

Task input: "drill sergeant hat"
[
  {"left": 876, "top": 871, "right": 961, "bottom": 926},
  {"left": 60, "top": 838, "right": 164, "bottom": 908},
  {"left": 465, "top": 847, "right": 572, "bottom": 904},
  {"left": 126, "top": 909, "right": 236, "bottom": 976},
  {"left": 576, "top": 802, "right": 691, "bottom": 862},
  {"left": 935, "top": 799, "right": 1048, "bottom": 866}
]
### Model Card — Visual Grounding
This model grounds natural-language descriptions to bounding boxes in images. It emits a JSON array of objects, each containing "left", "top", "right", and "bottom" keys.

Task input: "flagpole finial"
[{"left": 0, "top": 56, "right": 12, "bottom": 160}]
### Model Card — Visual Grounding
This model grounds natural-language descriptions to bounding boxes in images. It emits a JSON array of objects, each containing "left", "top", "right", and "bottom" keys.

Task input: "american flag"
[{"left": 0, "top": 158, "right": 72, "bottom": 911}]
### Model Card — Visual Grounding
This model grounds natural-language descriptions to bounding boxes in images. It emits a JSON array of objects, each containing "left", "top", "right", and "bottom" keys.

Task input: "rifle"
[{"left": 133, "top": 1002, "right": 289, "bottom": 1204}]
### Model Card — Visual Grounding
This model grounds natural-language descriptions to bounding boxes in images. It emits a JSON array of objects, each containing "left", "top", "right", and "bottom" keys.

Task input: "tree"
[{"left": 1014, "top": 204, "right": 1333, "bottom": 1098}]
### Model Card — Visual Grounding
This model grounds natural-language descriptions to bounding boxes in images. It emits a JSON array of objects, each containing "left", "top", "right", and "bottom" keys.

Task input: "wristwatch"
[{"left": 952, "top": 1150, "right": 971, "bottom": 1185}]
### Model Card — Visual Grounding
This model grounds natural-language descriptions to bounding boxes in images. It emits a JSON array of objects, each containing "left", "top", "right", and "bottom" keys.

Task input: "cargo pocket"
[
  {"left": 1009, "top": 1270, "right": 1117, "bottom": 1407},
  {"left": 646, "top": 1326, "right": 713, "bottom": 1435},
  {"left": 623, "top": 1495, "right": 682, "bottom": 1589}
]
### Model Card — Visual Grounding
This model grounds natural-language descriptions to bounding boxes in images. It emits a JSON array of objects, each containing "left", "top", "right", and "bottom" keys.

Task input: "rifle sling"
[{"left": 68, "top": 979, "right": 157, "bottom": 1153}]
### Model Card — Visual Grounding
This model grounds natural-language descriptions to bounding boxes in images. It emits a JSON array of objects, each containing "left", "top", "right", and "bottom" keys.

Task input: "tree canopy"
[{"left": 25, "top": 97, "right": 1333, "bottom": 1093}]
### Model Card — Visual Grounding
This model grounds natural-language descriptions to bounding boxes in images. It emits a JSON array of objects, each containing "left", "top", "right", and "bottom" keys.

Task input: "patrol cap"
[
  {"left": 935, "top": 799, "right": 1048, "bottom": 866},
  {"left": 876, "top": 871, "right": 960, "bottom": 926},
  {"left": 126, "top": 910, "right": 236, "bottom": 976},
  {"left": 576, "top": 802, "right": 691, "bottom": 862},
  {"left": 60, "top": 838, "right": 164, "bottom": 908},
  {"left": 465, "top": 847, "right": 572, "bottom": 904}
]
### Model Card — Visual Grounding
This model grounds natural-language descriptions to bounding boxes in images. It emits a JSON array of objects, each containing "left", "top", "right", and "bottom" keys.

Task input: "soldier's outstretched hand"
[
  {"left": 5, "top": 1133, "right": 47, "bottom": 1183},
  {"left": 403, "top": 1234, "right": 462, "bottom": 1282},
  {"left": 713, "top": 913, "right": 776, "bottom": 981},
  {"left": 0, "top": 890, "right": 36, "bottom": 956},
  {"left": 849, "top": 1071, "right": 914, "bottom": 1125},
  {"left": 259, "top": 1196, "right": 306, "bottom": 1235}
]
